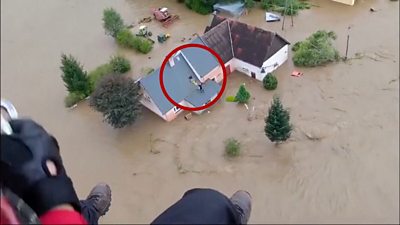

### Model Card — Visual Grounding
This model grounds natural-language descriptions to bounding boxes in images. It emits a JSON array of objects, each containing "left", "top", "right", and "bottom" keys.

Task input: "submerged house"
[{"left": 139, "top": 15, "right": 290, "bottom": 121}]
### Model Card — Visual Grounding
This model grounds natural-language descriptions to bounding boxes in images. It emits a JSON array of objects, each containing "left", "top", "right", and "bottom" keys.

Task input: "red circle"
[{"left": 159, "top": 43, "right": 227, "bottom": 111}]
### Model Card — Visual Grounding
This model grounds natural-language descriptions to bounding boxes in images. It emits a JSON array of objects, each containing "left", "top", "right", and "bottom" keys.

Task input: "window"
[{"left": 173, "top": 106, "right": 181, "bottom": 113}]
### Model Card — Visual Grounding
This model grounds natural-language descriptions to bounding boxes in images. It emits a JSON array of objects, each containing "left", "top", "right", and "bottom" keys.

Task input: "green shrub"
[
  {"left": 136, "top": 37, "right": 153, "bottom": 54},
  {"left": 64, "top": 92, "right": 86, "bottom": 108},
  {"left": 225, "top": 96, "right": 237, "bottom": 102},
  {"left": 244, "top": 0, "right": 255, "bottom": 8},
  {"left": 116, "top": 29, "right": 135, "bottom": 48},
  {"left": 261, "top": 0, "right": 310, "bottom": 15},
  {"left": 88, "top": 63, "right": 113, "bottom": 86},
  {"left": 263, "top": 74, "right": 278, "bottom": 90},
  {"left": 103, "top": 8, "right": 125, "bottom": 37},
  {"left": 235, "top": 84, "right": 251, "bottom": 103},
  {"left": 292, "top": 30, "right": 340, "bottom": 67},
  {"left": 110, "top": 55, "right": 131, "bottom": 74},
  {"left": 225, "top": 138, "right": 241, "bottom": 157},
  {"left": 292, "top": 42, "right": 301, "bottom": 51},
  {"left": 184, "top": 0, "right": 214, "bottom": 15},
  {"left": 116, "top": 29, "right": 153, "bottom": 54}
]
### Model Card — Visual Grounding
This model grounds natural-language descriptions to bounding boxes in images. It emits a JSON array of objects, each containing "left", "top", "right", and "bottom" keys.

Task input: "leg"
[
  {"left": 80, "top": 199, "right": 100, "bottom": 225},
  {"left": 230, "top": 190, "right": 252, "bottom": 224},
  {"left": 151, "top": 188, "right": 251, "bottom": 224},
  {"left": 80, "top": 183, "right": 111, "bottom": 225}
]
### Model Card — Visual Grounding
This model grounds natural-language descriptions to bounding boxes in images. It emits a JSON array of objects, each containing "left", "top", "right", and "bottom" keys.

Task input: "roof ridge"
[
  {"left": 180, "top": 51, "right": 202, "bottom": 81},
  {"left": 227, "top": 20, "right": 235, "bottom": 58}
]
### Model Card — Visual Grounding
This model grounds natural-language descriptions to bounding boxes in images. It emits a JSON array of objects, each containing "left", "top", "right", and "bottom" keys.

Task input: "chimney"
[{"left": 169, "top": 57, "right": 175, "bottom": 67}]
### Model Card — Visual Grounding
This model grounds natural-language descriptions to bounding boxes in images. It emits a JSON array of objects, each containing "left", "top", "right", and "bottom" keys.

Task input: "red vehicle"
[{"left": 152, "top": 7, "right": 179, "bottom": 27}]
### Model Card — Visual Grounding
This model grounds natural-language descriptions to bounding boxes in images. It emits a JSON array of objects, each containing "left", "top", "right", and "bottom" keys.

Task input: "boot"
[{"left": 230, "top": 190, "right": 252, "bottom": 224}]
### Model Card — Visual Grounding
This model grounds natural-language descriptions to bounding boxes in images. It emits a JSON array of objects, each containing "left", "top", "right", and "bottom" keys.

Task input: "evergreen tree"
[
  {"left": 265, "top": 96, "right": 292, "bottom": 143},
  {"left": 90, "top": 74, "right": 142, "bottom": 128},
  {"left": 235, "top": 84, "right": 251, "bottom": 103},
  {"left": 60, "top": 54, "right": 92, "bottom": 96},
  {"left": 103, "top": 8, "right": 125, "bottom": 38}
]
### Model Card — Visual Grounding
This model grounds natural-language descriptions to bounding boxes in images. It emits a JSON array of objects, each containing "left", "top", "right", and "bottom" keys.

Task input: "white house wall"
[
  {"left": 233, "top": 58, "right": 263, "bottom": 81},
  {"left": 260, "top": 44, "right": 289, "bottom": 80},
  {"left": 164, "top": 100, "right": 191, "bottom": 121}
]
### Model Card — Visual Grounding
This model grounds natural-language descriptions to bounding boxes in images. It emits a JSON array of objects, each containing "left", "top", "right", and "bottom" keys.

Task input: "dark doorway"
[{"left": 251, "top": 72, "right": 256, "bottom": 79}]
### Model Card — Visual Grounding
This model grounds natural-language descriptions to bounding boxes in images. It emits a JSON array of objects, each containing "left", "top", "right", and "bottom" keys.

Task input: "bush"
[
  {"left": 60, "top": 54, "right": 93, "bottom": 97},
  {"left": 261, "top": 0, "right": 310, "bottom": 15},
  {"left": 88, "top": 63, "right": 113, "bottom": 87},
  {"left": 244, "top": 0, "right": 255, "bottom": 8},
  {"left": 184, "top": 0, "right": 214, "bottom": 15},
  {"left": 116, "top": 29, "right": 153, "bottom": 54},
  {"left": 116, "top": 29, "right": 135, "bottom": 48},
  {"left": 110, "top": 55, "right": 131, "bottom": 74},
  {"left": 64, "top": 92, "right": 86, "bottom": 108},
  {"left": 225, "top": 96, "right": 237, "bottom": 102},
  {"left": 225, "top": 138, "right": 241, "bottom": 157},
  {"left": 263, "top": 74, "right": 278, "bottom": 90},
  {"left": 235, "top": 84, "right": 251, "bottom": 103},
  {"left": 103, "top": 8, "right": 125, "bottom": 38},
  {"left": 136, "top": 37, "right": 153, "bottom": 54},
  {"left": 90, "top": 74, "right": 142, "bottom": 128},
  {"left": 292, "top": 30, "right": 340, "bottom": 67}
]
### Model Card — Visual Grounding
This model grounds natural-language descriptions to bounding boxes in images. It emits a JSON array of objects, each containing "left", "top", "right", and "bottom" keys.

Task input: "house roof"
[
  {"left": 201, "top": 20, "right": 233, "bottom": 63},
  {"left": 139, "top": 40, "right": 221, "bottom": 114},
  {"left": 185, "top": 80, "right": 220, "bottom": 107},
  {"left": 181, "top": 37, "right": 219, "bottom": 78},
  {"left": 204, "top": 15, "right": 290, "bottom": 67}
]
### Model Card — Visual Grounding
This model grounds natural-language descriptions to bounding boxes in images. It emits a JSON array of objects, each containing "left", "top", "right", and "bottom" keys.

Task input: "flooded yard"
[{"left": 1, "top": 0, "right": 399, "bottom": 223}]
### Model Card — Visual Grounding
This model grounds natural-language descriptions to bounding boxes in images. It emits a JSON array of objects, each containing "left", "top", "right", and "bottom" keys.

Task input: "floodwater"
[{"left": 1, "top": 0, "right": 399, "bottom": 223}]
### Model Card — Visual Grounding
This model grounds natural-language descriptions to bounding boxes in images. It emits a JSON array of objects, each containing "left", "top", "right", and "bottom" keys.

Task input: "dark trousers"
[
  {"left": 80, "top": 199, "right": 100, "bottom": 225},
  {"left": 151, "top": 188, "right": 241, "bottom": 224}
]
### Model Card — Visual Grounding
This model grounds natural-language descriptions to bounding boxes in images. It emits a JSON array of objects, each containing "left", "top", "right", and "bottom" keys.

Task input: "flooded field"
[{"left": 1, "top": 0, "right": 399, "bottom": 223}]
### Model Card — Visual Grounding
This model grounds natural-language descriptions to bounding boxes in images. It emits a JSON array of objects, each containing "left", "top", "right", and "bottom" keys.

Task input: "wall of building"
[
  {"left": 163, "top": 100, "right": 192, "bottom": 121},
  {"left": 260, "top": 44, "right": 289, "bottom": 80},
  {"left": 201, "top": 66, "right": 222, "bottom": 83},
  {"left": 234, "top": 58, "right": 263, "bottom": 81}
]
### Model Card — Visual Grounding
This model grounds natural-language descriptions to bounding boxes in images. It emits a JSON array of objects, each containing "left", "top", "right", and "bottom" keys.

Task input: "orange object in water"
[{"left": 291, "top": 70, "right": 303, "bottom": 77}]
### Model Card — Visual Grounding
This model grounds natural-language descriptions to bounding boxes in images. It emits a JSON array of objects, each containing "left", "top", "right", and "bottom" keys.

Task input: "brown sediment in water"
[{"left": 1, "top": 0, "right": 398, "bottom": 223}]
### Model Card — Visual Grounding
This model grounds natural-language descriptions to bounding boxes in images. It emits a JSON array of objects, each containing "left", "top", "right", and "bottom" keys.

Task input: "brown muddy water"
[{"left": 1, "top": 0, "right": 399, "bottom": 223}]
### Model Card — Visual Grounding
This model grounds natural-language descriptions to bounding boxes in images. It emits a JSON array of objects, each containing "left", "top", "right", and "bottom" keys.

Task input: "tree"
[
  {"left": 261, "top": 0, "right": 310, "bottom": 15},
  {"left": 263, "top": 73, "right": 278, "bottom": 90},
  {"left": 292, "top": 30, "right": 340, "bottom": 67},
  {"left": 60, "top": 54, "right": 92, "bottom": 96},
  {"left": 265, "top": 96, "right": 292, "bottom": 143},
  {"left": 235, "top": 84, "right": 251, "bottom": 103},
  {"left": 244, "top": 0, "right": 255, "bottom": 8},
  {"left": 103, "top": 8, "right": 125, "bottom": 38},
  {"left": 90, "top": 74, "right": 142, "bottom": 128}
]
